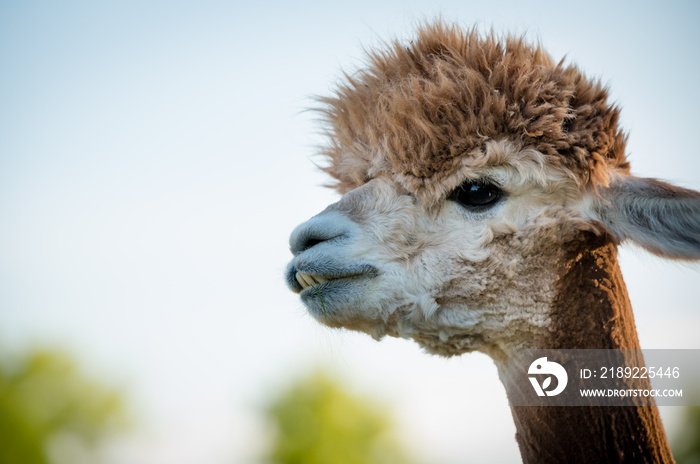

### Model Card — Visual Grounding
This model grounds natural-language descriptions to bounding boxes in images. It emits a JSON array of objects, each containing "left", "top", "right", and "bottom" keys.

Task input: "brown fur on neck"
[
  {"left": 509, "top": 233, "right": 673, "bottom": 464},
  {"left": 549, "top": 231, "right": 640, "bottom": 350}
]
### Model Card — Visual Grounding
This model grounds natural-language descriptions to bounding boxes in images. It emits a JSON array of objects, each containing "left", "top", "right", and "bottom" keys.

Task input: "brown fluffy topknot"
[{"left": 317, "top": 21, "right": 629, "bottom": 201}]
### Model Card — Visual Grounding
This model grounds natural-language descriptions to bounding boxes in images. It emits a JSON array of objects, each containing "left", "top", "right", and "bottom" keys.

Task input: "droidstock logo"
[{"left": 528, "top": 357, "right": 568, "bottom": 397}]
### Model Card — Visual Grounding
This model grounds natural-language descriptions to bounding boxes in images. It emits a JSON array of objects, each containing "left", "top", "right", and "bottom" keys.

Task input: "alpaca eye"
[{"left": 449, "top": 181, "right": 502, "bottom": 209}]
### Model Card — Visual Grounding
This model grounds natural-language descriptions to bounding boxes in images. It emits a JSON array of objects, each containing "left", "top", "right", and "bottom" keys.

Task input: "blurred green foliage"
[
  {"left": 264, "top": 370, "right": 417, "bottom": 464},
  {"left": 0, "top": 349, "right": 127, "bottom": 464},
  {"left": 673, "top": 405, "right": 700, "bottom": 464}
]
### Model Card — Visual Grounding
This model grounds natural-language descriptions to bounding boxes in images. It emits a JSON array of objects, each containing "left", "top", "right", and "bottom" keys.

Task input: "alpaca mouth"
[
  {"left": 286, "top": 263, "right": 378, "bottom": 294},
  {"left": 292, "top": 266, "right": 378, "bottom": 322},
  {"left": 295, "top": 272, "right": 330, "bottom": 290},
  {"left": 293, "top": 271, "right": 369, "bottom": 293}
]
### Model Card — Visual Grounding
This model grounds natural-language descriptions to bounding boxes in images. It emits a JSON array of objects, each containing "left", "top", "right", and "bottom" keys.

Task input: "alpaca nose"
[{"left": 289, "top": 211, "right": 354, "bottom": 255}]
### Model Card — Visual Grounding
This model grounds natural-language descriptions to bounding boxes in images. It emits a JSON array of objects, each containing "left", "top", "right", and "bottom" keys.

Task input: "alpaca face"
[
  {"left": 286, "top": 23, "right": 700, "bottom": 358},
  {"left": 286, "top": 139, "right": 594, "bottom": 357}
]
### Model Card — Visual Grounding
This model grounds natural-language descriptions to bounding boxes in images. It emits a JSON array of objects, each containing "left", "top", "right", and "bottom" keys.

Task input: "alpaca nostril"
[
  {"left": 289, "top": 211, "right": 355, "bottom": 256},
  {"left": 291, "top": 228, "right": 340, "bottom": 255},
  {"left": 294, "top": 235, "right": 333, "bottom": 254},
  {"left": 303, "top": 237, "right": 325, "bottom": 251}
]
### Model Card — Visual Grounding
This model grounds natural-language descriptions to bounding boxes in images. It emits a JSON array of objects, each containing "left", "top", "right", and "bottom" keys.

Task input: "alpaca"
[{"left": 285, "top": 23, "right": 700, "bottom": 463}]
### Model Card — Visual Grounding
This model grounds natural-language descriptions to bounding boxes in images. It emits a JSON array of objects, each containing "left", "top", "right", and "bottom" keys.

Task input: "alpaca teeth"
[
  {"left": 296, "top": 272, "right": 330, "bottom": 289},
  {"left": 306, "top": 274, "right": 316, "bottom": 286},
  {"left": 295, "top": 272, "right": 308, "bottom": 288}
]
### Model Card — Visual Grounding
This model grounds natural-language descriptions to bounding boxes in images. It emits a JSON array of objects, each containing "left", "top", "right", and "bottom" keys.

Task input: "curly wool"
[{"left": 317, "top": 22, "right": 630, "bottom": 205}]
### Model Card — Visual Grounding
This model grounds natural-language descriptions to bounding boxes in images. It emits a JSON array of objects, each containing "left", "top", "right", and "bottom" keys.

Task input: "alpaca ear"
[{"left": 591, "top": 174, "right": 700, "bottom": 260}]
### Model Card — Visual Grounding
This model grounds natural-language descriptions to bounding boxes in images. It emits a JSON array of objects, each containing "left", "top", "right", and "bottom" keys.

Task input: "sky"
[{"left": 1, "top": 1, "right": 699, "bottom": 463}]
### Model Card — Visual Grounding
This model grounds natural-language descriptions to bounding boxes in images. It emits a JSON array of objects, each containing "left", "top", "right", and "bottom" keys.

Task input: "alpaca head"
[{"left": 285, "top": 23, "right": 700, "bottom": 359}]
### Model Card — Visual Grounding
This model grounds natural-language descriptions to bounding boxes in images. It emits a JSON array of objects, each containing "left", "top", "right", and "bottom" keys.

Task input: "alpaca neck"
[{"left": 503, "top": 235, "right": 674, "bottom": 464}]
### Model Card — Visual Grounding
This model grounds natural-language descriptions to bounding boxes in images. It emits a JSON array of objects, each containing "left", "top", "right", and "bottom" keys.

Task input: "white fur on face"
[{"left": 290, "top": 140, "right": 596, "bottom": 358}]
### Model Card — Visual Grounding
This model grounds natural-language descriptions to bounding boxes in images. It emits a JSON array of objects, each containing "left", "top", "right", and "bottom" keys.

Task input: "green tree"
[
  {"left": 264, "top": 370, "right": 417, "bottom": 464},
  {"left": 673, "top": 405, "right": 700, "bottom": 464},
  {"left": 0, "top": 349, "right": 127, "bottom": 464}
]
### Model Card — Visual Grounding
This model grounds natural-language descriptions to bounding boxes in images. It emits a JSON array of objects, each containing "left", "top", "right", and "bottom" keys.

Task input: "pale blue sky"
[{"left": 1, "top": 2, "right": 699, "bottom": 463}]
